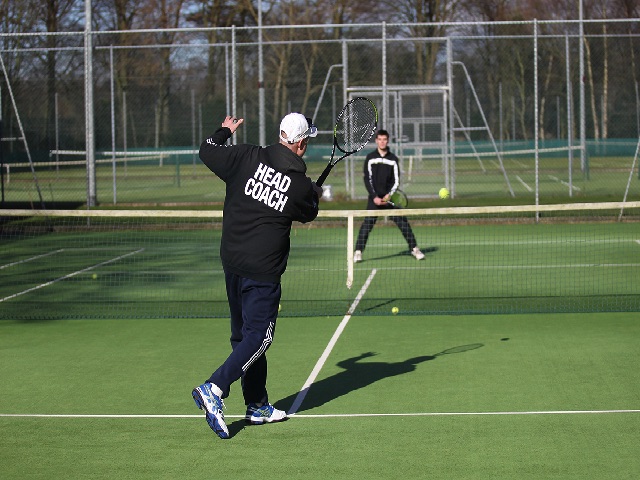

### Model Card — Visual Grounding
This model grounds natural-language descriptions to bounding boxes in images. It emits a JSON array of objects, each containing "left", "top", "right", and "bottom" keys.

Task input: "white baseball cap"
[{"left": 279, "top": 113, "right": 317, "bottom": 144}]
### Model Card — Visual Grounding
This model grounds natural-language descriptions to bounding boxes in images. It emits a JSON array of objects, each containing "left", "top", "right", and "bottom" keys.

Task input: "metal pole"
[
  {"left": 342, "top": 40, "right": 348, "bottom": 111},
  {"left": 566, "top": 35, "right": 573, "bottom": 197},
  {"left": 231, "top": 26, "right": 237, "bottom": 130},
  {"left": 258, "top": 0, "right": 265, "bottom": 146},
  {"left": 110, "top": 46, "right": 116, "bottom": 204},
  {"left": 191, "top": 89, "right": 196, "bottom": 174},
  {"left": 635, "top": 82, "right": 640, "bottom": 138},
  {"left": 382, "top": 22, "right": 387, "bottom": 131},
  {"left": 85, "top": 0, "right": 96, "bottom": 206},
  {"left": 499, "top": 82, "right": 503, "bottom": 151},
  {"left": 511, "top": 96, "right": 516, "bottom": 140},
  {"left": 55, "top": 92, "right": 59, "bottom": 174},
  {"left": 225, "top": 45, "right": 230, "bottom": 121},
  {"left": 447, "top": 37, "right": 454, "bottom": 197},
  {"left": 579, "top": 0, "right": 587, "bottom": 178},
  {"left": 556, "top": 96, "right": 560, "bottom": 139},
  {"left": 534, "top": 20, "right": 539, "bottom": 219},
  {"left": 122, "top": 90, "right": 127, "bottom": 172}
]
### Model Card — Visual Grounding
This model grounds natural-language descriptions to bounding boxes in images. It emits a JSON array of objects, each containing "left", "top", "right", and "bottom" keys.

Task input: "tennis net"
[{"left": 1, "top": 202, "right": 639, "bottom": 319}]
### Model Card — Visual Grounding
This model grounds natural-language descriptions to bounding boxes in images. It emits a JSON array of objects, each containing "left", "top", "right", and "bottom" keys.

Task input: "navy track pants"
[{"left": 207, "top": 270, "right": 281, "bottom": 404}]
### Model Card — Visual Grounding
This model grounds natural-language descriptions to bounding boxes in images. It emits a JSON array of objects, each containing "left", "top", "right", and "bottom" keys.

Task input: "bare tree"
[
  {"left": 136, "top": 0, "right": 186, "bottom": 144},
  {"left": 31, "top": 0, "right": 77, "bottom": 148},
  {"left": 391, "top": 0, "right": 460, "bottom": 84},
  {"left": 94, "top": 0, "right": 142, "bottom": 95},
  {"left": 186, "top": 0, "right": 255, "bottom": 104}
]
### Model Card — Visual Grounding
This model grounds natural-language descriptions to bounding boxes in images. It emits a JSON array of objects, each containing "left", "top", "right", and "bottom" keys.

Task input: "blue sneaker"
[
  {"left": 245, "top": 402, "right": 288, "bottom": 425},
  {"left": 192, "top": 383, "right": 229, "bottom": 439}
]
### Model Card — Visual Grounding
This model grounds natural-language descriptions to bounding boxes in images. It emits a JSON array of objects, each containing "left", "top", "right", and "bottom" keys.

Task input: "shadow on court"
[{"left": 275, "top": 344, "right": 482, "bottom": 414}]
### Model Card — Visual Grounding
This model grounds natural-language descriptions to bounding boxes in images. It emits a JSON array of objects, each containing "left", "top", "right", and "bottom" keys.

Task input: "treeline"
[{"left": 1, "top": 0, "right": 639, "bottom": 156}]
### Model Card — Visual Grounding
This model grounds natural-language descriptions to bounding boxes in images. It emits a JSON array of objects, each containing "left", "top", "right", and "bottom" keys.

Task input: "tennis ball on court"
[
  {"left": 439, "top": 187, "right": 450, "bottom": 199},
  {"left": 91, "top": 273, "right": 98, "bottom": 280},
  {"left": 391, "top": 306, "right": 399, "bottom": 315},
  {"left": 278, "top": 303, "right": 281, "bottom": 312}
]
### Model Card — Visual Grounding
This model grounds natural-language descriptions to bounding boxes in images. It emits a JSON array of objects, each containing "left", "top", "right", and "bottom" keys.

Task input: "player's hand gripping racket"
[
  {"left": 386, "top": 189, "right": 409, "bottom": 208},
  {"left": 316, "top": 97, "right": 378, "bottom": 187}
]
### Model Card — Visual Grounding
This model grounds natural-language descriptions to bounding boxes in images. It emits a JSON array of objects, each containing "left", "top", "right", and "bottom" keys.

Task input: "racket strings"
[
  {"left": 335, "top": 101, "right": 377, "bottom": 152},
  {"left": 390, "top": 191, "right": 409, "bottom": 208}
]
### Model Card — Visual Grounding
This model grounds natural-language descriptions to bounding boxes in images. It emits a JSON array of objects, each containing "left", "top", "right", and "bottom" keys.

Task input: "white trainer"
[
  {"left": 245, "top": 403, "right": 288, "bottom": 425},
  {"left": 192, "top": 383, "right": 229, "bottom": 439},
  {"left": 411, "top": 247, "right": 425, "bottom": 260},
  {"left": 354, "top": 250, "right": 362, "bottom": 263}
]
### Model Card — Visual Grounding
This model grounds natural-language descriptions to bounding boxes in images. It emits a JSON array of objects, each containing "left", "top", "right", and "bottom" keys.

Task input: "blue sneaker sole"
[{"left": 192, "top": 388, "right": 229, "bottom": 439}]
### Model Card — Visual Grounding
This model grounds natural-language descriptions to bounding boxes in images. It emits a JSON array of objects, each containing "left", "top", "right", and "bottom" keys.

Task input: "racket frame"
[
  {"left": 316, "top": 97, "right": 377, "bottom": 186},
  {"left": 387, "top": 189, "right": 409, "bottom": 208}
]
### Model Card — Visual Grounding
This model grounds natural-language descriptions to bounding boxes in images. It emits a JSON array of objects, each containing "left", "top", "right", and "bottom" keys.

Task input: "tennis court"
[
  {"left": 1, "top": 205, "right": 639, "bottom": 478},
  {"left": 2, "top": 204, "right": 639, "bottom": 319},
  {"left": 1, "top": 312, "right": 639, "bottom": 479}
]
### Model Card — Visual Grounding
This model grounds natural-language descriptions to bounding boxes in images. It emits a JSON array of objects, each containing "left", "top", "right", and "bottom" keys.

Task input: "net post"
[{"left": 346, "top": 213, "right": 354, "bottom": 289}]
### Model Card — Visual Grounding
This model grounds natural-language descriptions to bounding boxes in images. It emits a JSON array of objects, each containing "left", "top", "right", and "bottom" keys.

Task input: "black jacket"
[
  {"left": 199, "top": 127, "right": 319, "bottom": 283},
  {"left": 363, "top": 148, "right": 400, "bottom": 199}
]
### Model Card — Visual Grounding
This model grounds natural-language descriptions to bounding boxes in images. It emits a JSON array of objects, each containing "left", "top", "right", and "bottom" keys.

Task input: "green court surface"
[
  {"left": 1, "top": 313, "right": 639, "bottom": 479},
  {"left": 2, "top": 210, "right": 639, "bottom": 319}
]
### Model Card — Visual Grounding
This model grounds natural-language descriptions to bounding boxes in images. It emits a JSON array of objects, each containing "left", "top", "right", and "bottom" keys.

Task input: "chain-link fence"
[{"left": 1, "top": 20, "right": 639, "bottom": 207}]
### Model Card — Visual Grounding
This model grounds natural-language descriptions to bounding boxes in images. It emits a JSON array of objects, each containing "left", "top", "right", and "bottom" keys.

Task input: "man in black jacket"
[
  {"left": 192, "top": 113, "right": 322, "bottom": 439},
  {"left": 354, "top": 129, "right": 424, "bottom": 263}
]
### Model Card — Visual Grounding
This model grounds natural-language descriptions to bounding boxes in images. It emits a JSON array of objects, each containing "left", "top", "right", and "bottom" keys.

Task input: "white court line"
[
  {"left": 511, "top": 159, "right": 528, "bottom": 168},
  {"left": 289, "top": 409, "right": 640, "bottom": 418},
  {"left": 379, "top": 263, "right": 640, "bottom": 270},
  {"left": 288, "top": 268, "right": 377, "bottom": 416},
  {"left": 374, "top": 239, "right": 632, "bottom": 247},
  {"left": 515, "top": 175, "right": 533, "bottom": 192},
  {"left": 0, "top": 249, "right": 65, "bottom": 270},
  {"left": 1, "top": 409, "right": 639, "bottom": 419},
  {"left": 548, "top": 174, "right": 581, "bottom": 191},
  {"left": 0, "top": 248, "right": 145, "bottom": 303},
  {"left": 636, "top": 240, "right": 640, "bottom": 245}
]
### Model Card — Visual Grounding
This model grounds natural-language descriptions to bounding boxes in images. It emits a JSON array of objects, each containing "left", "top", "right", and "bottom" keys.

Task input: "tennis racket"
[
  {"left": 386, "top": 189, "right": 409, "bottom": 208},
  {"left": 316, "top": 97, "right": 378, "bottom": 187}
]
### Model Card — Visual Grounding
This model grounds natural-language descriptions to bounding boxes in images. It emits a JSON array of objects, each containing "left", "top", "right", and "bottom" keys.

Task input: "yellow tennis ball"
[
  {"left": 278, "top": 303, "right": 281, "bottom": 312},
  {"left": 92, "top": 273, "right": 98, "bottom": 280},
  {"left": 439, "top": 187, "right": 450, "bottom": 199},
  {"left": 391, "top": 306, "right": 399, "bottom": 315}
]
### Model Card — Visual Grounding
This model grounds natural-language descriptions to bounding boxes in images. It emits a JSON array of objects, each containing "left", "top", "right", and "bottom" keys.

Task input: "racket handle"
[{"left": 316, "top": 164, "right": 333, "bottom": 187}]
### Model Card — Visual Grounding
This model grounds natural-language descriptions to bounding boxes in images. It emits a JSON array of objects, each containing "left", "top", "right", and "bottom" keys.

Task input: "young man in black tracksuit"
[
  {"left": 192, "top": 113, "right": 322, "bottom": 439},
  {"left": 354, "top": 129, "right": 424, "bottom": 262}
]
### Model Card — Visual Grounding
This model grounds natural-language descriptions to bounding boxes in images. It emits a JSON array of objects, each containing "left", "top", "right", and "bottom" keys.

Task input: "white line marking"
[
  {"left": 288, "top": 268, "right": 377, "bottom": 415},
  {"left": 289, "top": 410, "right": 640, "bottom": 418},
  {"left": 561, "top": 181, "right": 581, "bottom": 191},
  {"left": 373, "top": 263, "right": 640, "bottom": 271},
  {"left": 0, "top": 248, "right": 145, "bottom": 303},
  {"left": 548, "top": 174, "right": 581, "bottom": 191},
  {"left": 371, "top": 239, "right": 632, "bottom": 247},
  {"left": 515, "top": 175, "right": 533, "bottom": 192},
  {"left": 1, "top": 409, "right": 638, "bottom": 419},
  {"left": 635, "top": 240, "right": 640, "bottom": 245},
  {"left": 0, "top": 249, "right": 65, "bottom": 270}
]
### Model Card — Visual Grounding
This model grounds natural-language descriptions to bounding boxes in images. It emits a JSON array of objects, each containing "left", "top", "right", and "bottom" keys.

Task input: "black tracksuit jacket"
[
  {"left": 363, "top": 148, "right": 401, "bottom": 199},
  {"left": 199, "top": 127, "right": 319, "bottom": 283}
]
